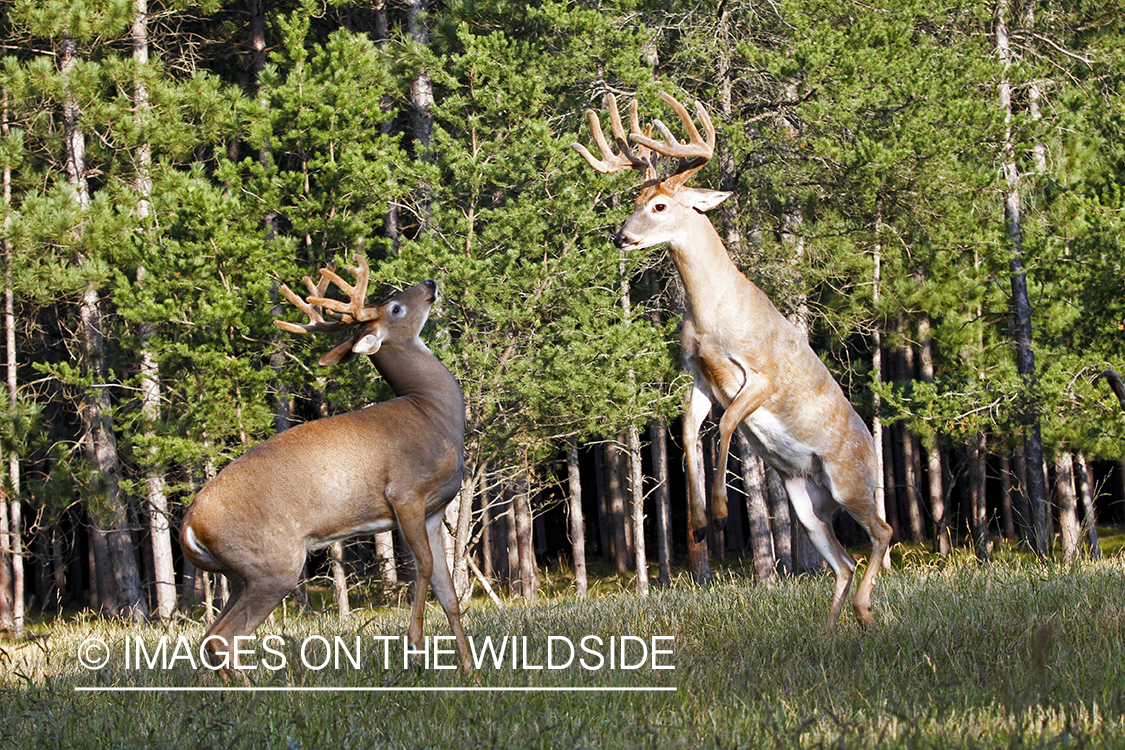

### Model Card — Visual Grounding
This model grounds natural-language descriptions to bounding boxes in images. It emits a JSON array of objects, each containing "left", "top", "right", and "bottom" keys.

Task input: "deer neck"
[
  {"left": 665, "top": 217, "right": 744, "bottom": 323},
  {"left": 371, "top": 342, "right": 465, "bottom": 433}
]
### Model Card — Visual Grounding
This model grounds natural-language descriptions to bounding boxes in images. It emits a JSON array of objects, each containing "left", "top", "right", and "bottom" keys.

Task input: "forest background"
[{"left": 0, "top": 0, "right": 1122, "bottom": 634}]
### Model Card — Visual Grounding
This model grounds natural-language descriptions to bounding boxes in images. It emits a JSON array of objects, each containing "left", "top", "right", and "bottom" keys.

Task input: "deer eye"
[
  {"left": 391, "top": 303, "right": 404, "bottom": 317},
  {"left": 653, "top": 203, "right": 668, "bottom": 213}
]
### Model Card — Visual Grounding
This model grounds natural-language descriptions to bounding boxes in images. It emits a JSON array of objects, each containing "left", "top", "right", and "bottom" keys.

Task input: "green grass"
[{"left": 4, "top": 548, "right": 1125, "bottom": 749}]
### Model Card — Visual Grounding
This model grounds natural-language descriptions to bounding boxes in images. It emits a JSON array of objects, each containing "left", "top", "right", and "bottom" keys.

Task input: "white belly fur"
[
  {"left": 703, "top": 355, "right": 818, "bottom": 477},
  {"left": 306, "top": 518, "right": 398, "bottom": 551},
  {"left": 738, "top": 407, "right": 816, "bottom": 477}
]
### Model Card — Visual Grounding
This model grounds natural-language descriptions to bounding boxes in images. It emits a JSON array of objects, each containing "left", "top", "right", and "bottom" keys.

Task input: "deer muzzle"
[{"left": 613, "top": 229, "right": 637, "bottom": 250}]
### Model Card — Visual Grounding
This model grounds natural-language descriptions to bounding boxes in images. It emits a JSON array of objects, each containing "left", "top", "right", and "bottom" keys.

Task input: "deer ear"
[
  {"left": 318, "top": 325, "right": 383, "bottom": 366},
  {"left": 691, "top": 189, "right": 732, "bottom": 213},
  {"left": 351, "top": 330, "right": 383, "bottom": 356}
]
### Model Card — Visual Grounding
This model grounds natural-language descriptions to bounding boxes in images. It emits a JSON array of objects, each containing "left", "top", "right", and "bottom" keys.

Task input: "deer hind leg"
[
  {"left": 849, "top": 517, "right": 892, "bottom": 626},
  {"left": 782, "top": 475, "right": 856, "bottom": 631},
  {"left": 202, "top": 559, "right": 303, "bottom": 679},
  {"left": 683, "top": 380, "right": 715, "bottom": 542},
  {"left": 424, "top": 512, "right": 473, "bottom": 674},
  {"left": 823, "top": 460, "right": 893, "bottom": 627}
]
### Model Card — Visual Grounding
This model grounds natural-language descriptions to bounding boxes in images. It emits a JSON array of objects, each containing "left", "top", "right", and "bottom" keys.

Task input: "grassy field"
[{"left": 3, "top": 545, "right": 1125, "bottom": 749}]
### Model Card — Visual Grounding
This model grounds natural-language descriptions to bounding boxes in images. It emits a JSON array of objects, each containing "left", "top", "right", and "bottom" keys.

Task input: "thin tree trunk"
[
  {"left": 970, "top": 435, "right": 991, "bottom": 562},
  {"left": 566, "top": 440, "right": 588, "bottom": 598},
  {"left": 408, "top": 0, "right": 436, "bottom": 230},
  {"left": 882, "top": 426, "right": 901, "bottom": 543},
  {"left": 502, "top": 482, "right": 517, "bottom": 592},
  {"left": 443, "top": 482, "right": 461, "bottom": 587},
  {"left": 64, "top": 37, "right": 146, "bottom": 622},
  {"left": 649, "top": 422, "right": 673, "bottom": 587},
  {"left": 738, "top": 434, "right": 775, "bottom": 583},
  {"left": 594, "top": 444, "right": 612, "bottom": 563},
  {"left": 871, "top": 234, "right": 892, "bottom": 567},
  {"left": 997, "top": 1, "right": 1050, "bottom": 558},
  {"left": 918, "top": 315, "right": 950, "bottom": 554},
  {"left": 616, "top": 243, "right": 646, "bottom": 592},
  {"left": 180, "top": 557, "right": 198, "bottom": 609},
  {"left": 605, "top": 439, "right": 630, "bottom": 575},
  {"left": 766, "top": 468, "right": 792, "bottom": 576},
  {"left": 372, "top": 0, "right": 400, "bottom": 251},
  {"left": 1074, "top": 452, "right": 1101, "bottom": 559},
  {"left": 452, "top": 462, "right": 476, "bottom": 602},
  {"left": 245, "top": 0, "right": 290, "bottom": 437},
  {"left": 513, "top": 469, "right": 537, "bottom": 601},
  {"left": 133, "top": 0, "right": 174, "bottom": 620},
  {"left": 329, "top": 541, "right": 350, "bottom": 619},
  {"left": 1055, "top": 452, "right": 1080, "bottom": 563},
  {"left": 0, "top": 457, "right": 10, "bottom": 630},
  {"left": 480, "top": 479, "right": 493, "bottom": 580},
  {"left": 375, "top": 531, "right": 397, "bottom": 584},
  {"left": 626, "top": 426, "right": 648, "bottom": 596},
  {"left": 441, "top": 501, "right": 458, "bottom": 594},
  {"left": 90, "top": 526, "right": 113, "bottom": 614},
  {"left": 218, "top": 574, "right": 230, "bottom": 614},
  {"left": 717, "top": 8, "right": 743, "bottom": 261},
  {"left": 0, "top": 90, "right": 15, "bottom": 633},
  {"left": 895, "top": 319, "right": 924, "bottom": 541},
  {"left": 202, "top": 569, "right": 215, "bottom": 619},
  {"left": 780, "top": 83, "right": 809, "bottom": 334}
]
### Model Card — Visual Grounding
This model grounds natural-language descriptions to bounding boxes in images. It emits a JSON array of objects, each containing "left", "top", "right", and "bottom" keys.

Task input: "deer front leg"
[
  {"left": 393, "top": 501, "right": 434, "bottom": 667},
  {"left": 683, "top": 379, "right": 714, "bottom": 543},
  {"left": 713, "top": 372, "right": 774, "bottom": 533},
  {"left": 783, "top": 476, "right": 856, "bottom": 631}
]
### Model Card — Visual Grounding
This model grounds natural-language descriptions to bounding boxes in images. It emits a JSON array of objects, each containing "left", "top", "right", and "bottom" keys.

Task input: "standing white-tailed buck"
[
  {"left": 573, "top": 93, "right": 892, "bottom": 628},
  {"left": 180, "top": 255, "right": 472, "bottom": 673}
]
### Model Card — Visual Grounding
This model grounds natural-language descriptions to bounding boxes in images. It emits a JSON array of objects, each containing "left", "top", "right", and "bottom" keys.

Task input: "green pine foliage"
[{"left": 0, "top": 0, "right": 1123, "bottom": 604}]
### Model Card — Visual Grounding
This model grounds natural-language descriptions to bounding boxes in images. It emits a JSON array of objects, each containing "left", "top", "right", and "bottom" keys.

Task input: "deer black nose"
[{"left": 612, "top": 232, "right": 627, "bottom": 249}]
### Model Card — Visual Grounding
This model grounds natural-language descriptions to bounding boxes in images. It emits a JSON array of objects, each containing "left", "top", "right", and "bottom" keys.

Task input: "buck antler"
[
  {"left": 573, "top": 91, "right": 715, "bottom": 193},
  {"left": 274, "top": 254, "right": 378, "bottom": 334},
  {"left": 630, "top": 91, "right": 716, "bottom": 191},
  {"left": 275, "top": 270, "right": 343, "bottom": 334},
  {"left": 308, "top": 254, "right": 378, "bottom": 323},
  {"left": 571, "top": 94, "right": 656, "bottom": 181}
]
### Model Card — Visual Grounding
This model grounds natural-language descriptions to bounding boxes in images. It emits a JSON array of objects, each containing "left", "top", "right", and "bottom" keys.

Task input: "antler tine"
[
  {"left": 629, "top": 91, "right": 715, "bottom": 189},
  {"left": 273, "top": 282, "right": 351, "bottom": 334},
  {"left": 304, "top": 266, "right": 335, "bottom": 301},
  {"left": 308, "top": 253, "right": 379, "bottom": 323},
  {"left": 571, "top": 94, "right": 656, "bottom": 180},
  {"left": 624, "top": 99, "right": 654, "bottom": 169}
]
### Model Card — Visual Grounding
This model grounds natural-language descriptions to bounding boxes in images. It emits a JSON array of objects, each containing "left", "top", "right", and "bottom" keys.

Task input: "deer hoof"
[
  {"left": 713, "top": 516, "right": 727, "bottom": 533},
  {"left": 693, "top": 526, "right": 707, "bottom": 543}
]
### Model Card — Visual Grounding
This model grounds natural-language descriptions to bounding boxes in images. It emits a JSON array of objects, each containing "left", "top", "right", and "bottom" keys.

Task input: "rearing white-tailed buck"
[
  {"left": 573, "top": 93, "right": 892, "bottom": 628},
  {"left": 180, "top": 255, "right": 472, "bottom": 673}
]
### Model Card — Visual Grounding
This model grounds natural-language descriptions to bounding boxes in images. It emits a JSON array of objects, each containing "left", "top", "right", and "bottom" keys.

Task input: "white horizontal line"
[{"left": 76, "top": 686, "right": 676, "bottom": 693}]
